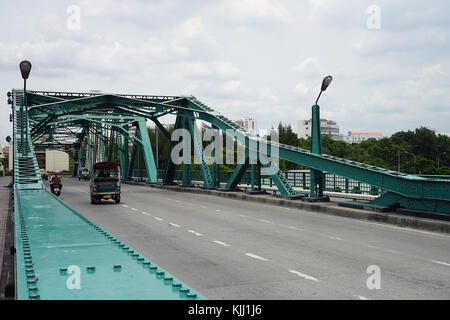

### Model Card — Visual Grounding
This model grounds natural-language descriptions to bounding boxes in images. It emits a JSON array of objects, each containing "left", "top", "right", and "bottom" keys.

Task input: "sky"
[{"left": 1, "top": 0, "right": 449, "bottom": 146}]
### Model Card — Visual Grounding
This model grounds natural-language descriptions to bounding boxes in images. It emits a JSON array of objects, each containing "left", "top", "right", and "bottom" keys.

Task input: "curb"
[{"left": 124, "top": 181, "right": 450, "bottom": 235}]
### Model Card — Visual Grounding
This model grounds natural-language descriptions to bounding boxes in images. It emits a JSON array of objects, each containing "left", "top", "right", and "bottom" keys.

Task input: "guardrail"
[{"left": 131, "top": 169, "right": 385, "bottom": 196}]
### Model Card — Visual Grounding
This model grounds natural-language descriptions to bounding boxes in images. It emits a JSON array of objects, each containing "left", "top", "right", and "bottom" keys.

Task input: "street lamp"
[
  {"left": 310, "top": 75, "right": 333, "bottom": 200},
  {"left": 315, "top": 75, "right": 333, "bottom": 105},
  {"left": 19, "top": 60, "right": 32, "bottom": 156}
]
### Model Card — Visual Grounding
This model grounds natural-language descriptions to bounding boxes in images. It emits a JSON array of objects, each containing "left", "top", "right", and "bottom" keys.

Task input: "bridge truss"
[{"left": 6, "top": 88, "right": 450, "bottom": 299}]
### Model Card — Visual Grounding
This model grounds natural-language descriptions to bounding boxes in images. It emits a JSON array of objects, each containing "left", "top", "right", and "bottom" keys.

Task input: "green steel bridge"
[{"left": 7, "top": 88, "right": 450, "bottom": 300}]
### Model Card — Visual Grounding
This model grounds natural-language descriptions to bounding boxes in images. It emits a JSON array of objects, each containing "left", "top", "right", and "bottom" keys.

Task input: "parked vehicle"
[
  {"left": 78, "top": 167, "right": 90, "bottom": 180},
  {"left": 90, "top": 162, "right": 121, "bottom": 204}
]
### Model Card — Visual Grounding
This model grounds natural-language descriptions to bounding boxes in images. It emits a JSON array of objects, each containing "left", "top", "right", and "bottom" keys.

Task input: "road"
[{"left": 54, "top": 177, "right": 450, "bottom": 300}]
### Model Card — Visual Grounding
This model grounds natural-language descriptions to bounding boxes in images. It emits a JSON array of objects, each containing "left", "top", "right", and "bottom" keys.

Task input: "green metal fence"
[{"left": 131, "top": 169, "right": 385, "bottom": 196}]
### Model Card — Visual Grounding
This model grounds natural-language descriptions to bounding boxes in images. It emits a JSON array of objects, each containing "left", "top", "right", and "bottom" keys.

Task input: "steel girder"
[{"left": 16, "top": 89, "right": 450, "bottom": 214}]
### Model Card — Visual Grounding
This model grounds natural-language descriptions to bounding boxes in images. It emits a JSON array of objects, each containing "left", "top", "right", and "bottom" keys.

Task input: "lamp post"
[
  {"left": 310, "top": 75, "right": 332, "bottom": 200},
  {"left": 19, "top": 60, "right": 32, "bottom": 156}
]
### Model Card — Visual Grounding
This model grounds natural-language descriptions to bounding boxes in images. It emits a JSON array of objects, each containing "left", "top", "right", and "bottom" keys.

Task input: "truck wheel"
[{"left": 115, "top": 195, "right": 120, "bottom": 204}]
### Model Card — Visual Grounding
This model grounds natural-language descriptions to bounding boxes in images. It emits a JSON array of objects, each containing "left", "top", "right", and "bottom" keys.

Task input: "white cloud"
[
  {"left": 293, "top": 82, "right": 309, "bottom": 96},
  {"left": 223, "top": 0, "right": 291, "bottom": 22},
  {"left": 293, "top": 57, "right": 322, "bottom": 76},
  {"left": 259, "top": 86, "right": 279, "bottom": 102}
]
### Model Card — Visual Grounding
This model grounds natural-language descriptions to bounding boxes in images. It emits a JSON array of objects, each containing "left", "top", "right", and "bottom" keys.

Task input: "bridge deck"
[{"left": 14, "top": 187, "right": 205, "bottom": 300}]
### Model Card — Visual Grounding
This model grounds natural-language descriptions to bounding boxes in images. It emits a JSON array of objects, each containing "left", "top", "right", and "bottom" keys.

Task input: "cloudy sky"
[{"left": 1, "top": 0, "right": 449, "bottom": 145}]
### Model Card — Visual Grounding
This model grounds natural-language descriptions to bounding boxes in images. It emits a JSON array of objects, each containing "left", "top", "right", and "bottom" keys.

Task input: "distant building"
[
  {"left": 346, "top": 131, "right": 383, "bottom": 143},
  {"left": 235, "top": 117, "right": 258, "bottom": 134},
  {"left": 297, "top": 119, "right": 343, "bottom": 141}
]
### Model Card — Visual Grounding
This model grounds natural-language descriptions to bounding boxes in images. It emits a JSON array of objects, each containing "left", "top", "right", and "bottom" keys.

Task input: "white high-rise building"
[
  {"left": 236, "top": 117, "right": 258, "bottom": 134},
  {"left": 297, "top": 119, "right": 343, "bottom": 141}
]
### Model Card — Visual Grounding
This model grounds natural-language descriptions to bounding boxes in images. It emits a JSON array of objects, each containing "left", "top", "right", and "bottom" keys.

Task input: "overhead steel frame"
[{"left": 9, "top": 89, "right": 450, "bottom": 214}]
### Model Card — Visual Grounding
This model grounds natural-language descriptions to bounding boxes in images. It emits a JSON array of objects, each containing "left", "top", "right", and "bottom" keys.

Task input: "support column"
[
  {"left": 309, "top": 104, "right": 328, "bottom": 201},
  {"left": 137, "top": 118, "right": 157, "bottom": 183}
]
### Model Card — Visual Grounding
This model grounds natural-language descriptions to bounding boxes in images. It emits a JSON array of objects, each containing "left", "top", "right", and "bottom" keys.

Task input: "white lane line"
[
  {"left": 353, "top": 295, "right": 369, "bottom": 300},
  {"left": 141, "top": 212, "right": 150, "bottom": 215},
  {"left": 169, "top": 222, "right": 181, "bottom": 228},
  {"left": 216, "top": 209, "right": 221, "bottom": 213},
  {"left": 238, "top": 214, "right": 247, "bottom": 218},
  {"left": 175, "top": 200, "right": 181, "bottom": 203},
  {"left": 200, "top": 205, "right": 208, "bottom": 209},
  {"left": 289, "top": 226, "right": 303, "bottom": 231},
  {"left": 368, "top": 245, "right": 397, "bottom": 254},
  {"left": 122, "top": 204, "right": 129, "bottom": 208},
  {"left": 213, "top": 240, "right": 231, "bottom": 247},
  {"left": 259, "top": 219, "right": 274, "bottom": 224},
  {"left": 165, "top": 198, "right": 171, "bottom": 201},
  {"left": 131, "top": 208, "right": 138, "bottom": 211},
  {"left": 245, "top": 253, "right": 268, "bottom": 261},
  {"left": 154, "top": 217, "right": 164, "bottom": 221},
  {"left": 328, "top": 236, "right": 344, "bottom": 241},
  {"left": 432, "top": 260, "right": 450, "bottom": 267},
  {"left": 288, "top": 270, "right": 319, "bottom": 282},
  {"left": 188, "top": 230, "right": 203, "bottom": 236}
]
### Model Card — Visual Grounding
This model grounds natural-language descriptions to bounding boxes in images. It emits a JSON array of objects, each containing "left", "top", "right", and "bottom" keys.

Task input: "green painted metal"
[
  {"left": 185, "top": 113, "right": 214, "bottom": 188},
  {"left": 310, "top": 104, "right": 325, "bottom": 199},
  {"left": 15, "top": 88, "right": 450, "bottom": 214},
  {"left": 137, "top": 118, "right": 157, "bottom": 183},
  {"left": 10, "top": 89, "right": 206, "bottom": 300},
  {"left": 14, "top": 188, "right": 205, "bottom": 300}
]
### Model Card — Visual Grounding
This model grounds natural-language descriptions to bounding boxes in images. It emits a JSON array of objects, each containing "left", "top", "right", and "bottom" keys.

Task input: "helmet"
[{"left": 55, "top": 170, "right": 60, "bottom": 175}]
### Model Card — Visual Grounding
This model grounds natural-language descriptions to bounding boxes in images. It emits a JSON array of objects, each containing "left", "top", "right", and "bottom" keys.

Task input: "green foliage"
[
  {"left": 277, "top": 124, "right": 450, "bottom": 175},
  {"left": 145, "top": 122, "right": 449, "bottom": 176}
]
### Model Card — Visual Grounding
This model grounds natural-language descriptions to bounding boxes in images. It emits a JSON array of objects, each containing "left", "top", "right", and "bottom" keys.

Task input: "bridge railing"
[{"left": 130, "top": 169, "right": 385, "bottom": 196}]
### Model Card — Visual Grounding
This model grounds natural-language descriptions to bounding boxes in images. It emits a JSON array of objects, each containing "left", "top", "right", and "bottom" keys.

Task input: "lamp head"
[
  {"left": 321, "top": 75, "right": 333, "bottom": 92},
  {"left": 19, "top": 60, "right": 32, "bottom": 80}
]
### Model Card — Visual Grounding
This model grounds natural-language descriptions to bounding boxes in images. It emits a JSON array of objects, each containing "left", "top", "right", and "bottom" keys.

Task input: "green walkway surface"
[{"left": 15, "top": 188, "right": 206, "bottom": 300}]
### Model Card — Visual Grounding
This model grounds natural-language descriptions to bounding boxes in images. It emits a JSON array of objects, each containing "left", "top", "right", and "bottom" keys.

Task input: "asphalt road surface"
[{"left": 53, "top": 177, "right": 450, "bottom": 300}]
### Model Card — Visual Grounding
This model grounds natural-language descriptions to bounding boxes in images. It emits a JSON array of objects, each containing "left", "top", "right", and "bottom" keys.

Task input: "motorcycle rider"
[{"left": 50, "top": 170, "right": 62, "bottom": 194}]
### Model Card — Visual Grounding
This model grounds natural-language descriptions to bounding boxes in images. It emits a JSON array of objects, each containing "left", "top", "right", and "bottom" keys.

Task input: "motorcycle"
[{"left": 51, "top": 184, "right": 62, "bottom": 197}]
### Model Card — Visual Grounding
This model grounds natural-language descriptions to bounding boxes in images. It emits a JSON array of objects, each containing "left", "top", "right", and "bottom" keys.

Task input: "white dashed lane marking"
[
  {"left": 245, "top": 253, "right": 268, "bottom": 261},
  {"left": 288, "top": 270, "right": 319, "bottom": 282},
  {"left": 154, "top": 217, "right": 164, "bottom": 221},
  {"left": 169, "top": 222, "right": 181, "bottom": 228},
  {"left": 213, "top": 240, "right": 231, "bottom": 247},
  {"left": 188, "top": 230, "right": 203, "bottom": 236},
  {"left": 432, "top": 260, "right": 450, "bottom": 267}
]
